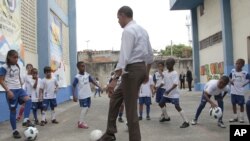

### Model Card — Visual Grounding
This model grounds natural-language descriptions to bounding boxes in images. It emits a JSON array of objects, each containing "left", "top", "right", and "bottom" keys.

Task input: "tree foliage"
[{"left": 160, "top": 44, "right": 192, "bottom": 58}]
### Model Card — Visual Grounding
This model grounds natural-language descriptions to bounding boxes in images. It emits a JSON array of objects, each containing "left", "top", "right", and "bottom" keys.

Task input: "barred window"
[{"left": 200, "top": 31, "right": 222, "bottom": 50}]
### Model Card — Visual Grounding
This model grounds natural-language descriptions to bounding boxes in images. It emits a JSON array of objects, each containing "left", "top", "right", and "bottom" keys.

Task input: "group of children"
[
  {"left": 0, "top": 50, "right": 60, "bottom": 139},
  {"left": 1, "top": 50, "right": 250, "bottom": 139}
]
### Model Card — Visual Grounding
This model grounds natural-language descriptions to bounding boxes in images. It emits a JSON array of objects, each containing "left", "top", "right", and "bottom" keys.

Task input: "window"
[{"left": 200, "top": 31, "right": 222, "bottom": 50}]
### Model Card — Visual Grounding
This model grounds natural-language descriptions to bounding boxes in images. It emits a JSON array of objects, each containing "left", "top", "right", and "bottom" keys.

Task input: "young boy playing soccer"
[
  {"left": 72, "top": 61, "right": 102, "bottom": 129},
  {"left": 191, "top": 75, "right": 230, "bottom": 128},
  {"left": 138, "top": 75, "right": 154, "bottom": 120},
  {"left": 153, "top": 62, "right": 166, "bottom": 119},
  {"left": 27, "top": 68, "right": 42, "bottom": 125},
  {"left": 159, "top": 58, "right": 189, "bottom": 128},
  {"left": 39, "top": 66, "right": 59, "bottom": 126},
  {"left": 229, "top": 59, "right": 250, "bottom": 123}
]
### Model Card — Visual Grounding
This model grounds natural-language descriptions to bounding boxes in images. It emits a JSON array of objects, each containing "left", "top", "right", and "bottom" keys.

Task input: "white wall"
[{"left": 231, "top": 0, "right": 250, "bottom": 62}]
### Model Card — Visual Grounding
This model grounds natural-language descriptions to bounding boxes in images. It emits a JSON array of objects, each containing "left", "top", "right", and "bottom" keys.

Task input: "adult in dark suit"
[{"left": 186, "top": 67, "right": 193, "bottom": 91}]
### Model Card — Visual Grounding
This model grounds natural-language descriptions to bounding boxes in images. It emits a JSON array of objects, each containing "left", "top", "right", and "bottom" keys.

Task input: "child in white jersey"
[
  {"left": 39, "top": 66, "right": 59, "bottom": 126},
  {"left": 138, "top": 75, "right": 154, "bottom": 120},
  {"left": 153, "top": 62, "right": 166, "bottom": 119},
  {"left": 191, "top": 76, "right": 230, "bottom": 128},
  {"left": 229, "top": 59, "right": 250, "bottom": 123},
  {"left": 0, "top": 50, "right": 34, "bottom": 139},
  {"left": 17, "top": 63, "right": 33, "bottom": 121},
  {"left": 158, "top": 58, "right": 189, "bottom": 128},
  {"left": 27, "top": 68, "right": 42, "bottom": 125},
  {"left": 72, "top": 61, "right": 102, "bottom": 129}
]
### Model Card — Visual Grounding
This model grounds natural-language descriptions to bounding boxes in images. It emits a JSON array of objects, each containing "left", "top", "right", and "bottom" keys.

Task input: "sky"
[{"left": 76, "top": 0, "right": 191, "bottom": 51}]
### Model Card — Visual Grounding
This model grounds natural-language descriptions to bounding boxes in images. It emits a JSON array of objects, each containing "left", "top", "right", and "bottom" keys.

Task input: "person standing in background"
[{"left": 186, "top": 67, "right": 193, "bottom": 91}]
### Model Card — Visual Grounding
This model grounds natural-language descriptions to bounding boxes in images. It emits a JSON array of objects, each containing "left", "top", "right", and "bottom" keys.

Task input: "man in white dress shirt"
[{"left": 99, "top": 6, "right": 153, "bottom": 141}]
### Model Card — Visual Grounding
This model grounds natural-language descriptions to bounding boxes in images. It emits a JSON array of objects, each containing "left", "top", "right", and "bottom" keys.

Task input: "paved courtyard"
[{"left": 0, "top": 90, "right": 249, "bottom": 141}]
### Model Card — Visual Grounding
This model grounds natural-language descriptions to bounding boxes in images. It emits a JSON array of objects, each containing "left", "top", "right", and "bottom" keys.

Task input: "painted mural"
[
  {"left": 200, "top": 62, "right": 224, "bottom": 81},
  {"left": 49, "top": 11, "right": 66, "bottom": 87}
]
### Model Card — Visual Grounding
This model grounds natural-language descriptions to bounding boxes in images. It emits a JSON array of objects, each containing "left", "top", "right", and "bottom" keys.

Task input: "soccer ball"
[
  {"left": 24, "top": 127, "right": 38, "bottom": 141},
  {"left": 90, "top": 129, "right": 103, "bottom": 141},
  {"left": 209, "top": 107, "right": 223, "bottom": 119}
]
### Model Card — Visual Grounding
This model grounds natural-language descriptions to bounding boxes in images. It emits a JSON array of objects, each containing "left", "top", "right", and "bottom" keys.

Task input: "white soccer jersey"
[
  {"left": 73, "top": 72, "right": 93, "bottom": 99},
  {"left": 163, "top": 70, "right": 180, "bottom": 98},
  {"left": 40, "top": 78, "right": 58, "bottom": 99},
  {"left": 139, "top": 75, "right": 154, "bottom": 97},
  {"left": 230, "top": 69, "right": 250, "bottom": 96},
  {"left": 23, "top": 74, "right": 33, "bottom": 95},
  {"left": 0, "top": 64, "right": 22, "bottom": 89},
  {"left": 153, "top": 71, "right": 164, "bottom": 88},
  {"left": 204, "top": 80, "right": 229, "bottom": 96},
  {"left": 28, "top": 78, "right": 41, "bottom": 102}
]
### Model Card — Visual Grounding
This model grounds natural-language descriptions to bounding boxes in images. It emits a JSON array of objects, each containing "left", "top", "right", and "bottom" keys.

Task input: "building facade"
[
  {"left": 0, "top": 0, "right": 77, "bottom": 122},
  {"left": 170, "top": 0, "right": 250, "bottom": 90}
]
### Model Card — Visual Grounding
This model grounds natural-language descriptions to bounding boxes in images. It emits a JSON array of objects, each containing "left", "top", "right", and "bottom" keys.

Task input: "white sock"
[
  {"left": 42, "top": 111, "right": 46, "bottom": 121},
  {"left": 179, "top": 110, "right": 188, "bottom": 122},
  {"left": 51, "top": 110, "right": 56, "bottom": 120},
  {"left": 161, "top": 107, "right": 169, "bottom": 118},
  {"left": 79, "top": 107, "right": 88, "bottom": 123},
  {"left": 239, "top": 112, "right": 244, "bottom": 120},
  {"left": 233, "top": 113, "right": 238, "bottom": 119}
]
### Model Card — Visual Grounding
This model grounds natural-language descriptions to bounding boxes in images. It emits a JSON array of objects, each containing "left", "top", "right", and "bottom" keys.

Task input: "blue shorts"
[
  {"left": 6, "top": 89, "right": 28, "bottom": 110},
  {"left": 42, "top": 99, "right": 57, "bottom": 110},
  {"left": 139, "top": 97, "right": 151, "bottom": 105},
  {"left": 159, "top": 97, "right": 179, "bottom": 106},
  {"left": 231, "top": 94, "right": 245, "bottom": 106},
  {"left": 156, "top": 88, "right": 165, "bottom": 103},
  {"left": 32, "top": 102, "right": 43, "bottom": 110},
  {"left": 79, "top": 97, "right": 91, "bottom": 107}
]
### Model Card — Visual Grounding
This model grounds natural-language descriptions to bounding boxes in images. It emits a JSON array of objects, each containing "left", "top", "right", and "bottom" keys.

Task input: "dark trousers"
[
  {"left": 187, "top": 80, "right": 192, "bottom": 91},
  {"left": 180, "top": 80, "right": 185, "bottom": 89},
  {"left": 246, "top": 99, "right": 250, "bottom": 123},
  {"left": 106, "top": 62, "right": 146, "bottom": 141}
]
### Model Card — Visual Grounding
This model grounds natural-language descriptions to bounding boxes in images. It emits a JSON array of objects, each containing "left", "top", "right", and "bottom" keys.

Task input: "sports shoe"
[
  {"left": 16, "top": 116, "right": 21, "bottom": 122},
  {"left": 13, "top": 130, "right": 21, "bottom": 139},
  {"left": 34, "top": 120, "right": 39, "bottom": 125},
  {"left": 22, "top": 120, "right": 35, "bottom": 127},
  {"left": 239, "top": 118, "right": 244, "bottom": 123},
  {"left": 146, "top": 116, "right": 151, "bottom": 120},
  {"left": 40, "top": 120, "right": 45, "bottom": 126},
  {"left": 52, "top": 119, "right": 59, "bottom": 124},
  {"left": 159, "top": 117, "right": 170, "bottom": 122},
  {"left": 78, "top": 122, "right": 89, "bottom": 129},
  {"left": 118, "top": 117, "right": 124, "bottom": 123},
  {"left": 191, "top": 119, "right": 197, "bottom": 125},
  {"left": 138, "top": 116, "right": 142, "bottom": 120},
  {"left": 229, "top": 118, "right": 238, "bottom": 122},
  {"left": 217, "top": 121, "right": 226, "bottom": 128},
  {"left": 44, "top": 119, "right": 48, "bottom": 124},
  {"left": 180, "top": 122, "right": 190, "bottom": 128}
]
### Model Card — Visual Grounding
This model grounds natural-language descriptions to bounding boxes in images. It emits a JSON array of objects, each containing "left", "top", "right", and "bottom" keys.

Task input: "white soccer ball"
[
  {"left": 24, "top": 126, "right": 38, "bottom": 141},
  {"left": 90, "top": 129, "right": 103, "bottom": 141},
  {"left": 209, "top": 107, "right": 223, "bottom": 119}
]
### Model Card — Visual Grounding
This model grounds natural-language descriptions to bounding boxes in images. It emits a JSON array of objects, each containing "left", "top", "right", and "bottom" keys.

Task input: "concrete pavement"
[{"left": 0, "top": 90, "right": 249, "bottom": 141}]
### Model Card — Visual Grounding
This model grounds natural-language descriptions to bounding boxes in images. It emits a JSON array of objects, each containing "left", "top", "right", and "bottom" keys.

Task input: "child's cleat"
[
  {"left": 16, "top": 117, "right": 21, "bottom": 122},
  {"left": 159, "top": 117, "right": 170, "bottom": 122},
  {"left": 138, "top": 116, "right": 142, "bottom": 120},
  {"left": 52, "top": 119, "right": 59, "bottom": 124},
  {"left": 13, "top": 130, "right": 21, "bottom": 139},
  {"left": 239, "top": 117, "right": 244, "bottom": 123},
  {"left": 118, "top": 117, "right": 124, "bottom": 123},
  {"left": 34, "top": 120, "right": 39, "bottom": 125},
  {"left": 191, "top": 119, "right": 197, "bottom": 125},
  {"left": 217, "top": 121, "right": 226, "bottom": 128},
  {"left": 229, "top": 118, "right": 238, "bottom": 122},
  {"left": 146, "top": 116, "right": 151, "bottom": 120},
  {"left": 22, "top": 120, "right": 35, "bottom": 127},
  {"left": 40, "top": 121, "right": 45, "bottom": 126},
  {"left": 180, "top": 122, "right": 190, "bottom": 128}
]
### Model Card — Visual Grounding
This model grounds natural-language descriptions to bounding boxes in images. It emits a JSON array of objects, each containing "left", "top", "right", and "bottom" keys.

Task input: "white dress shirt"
[{"left": 115, "top": 20, "right": 154, "bottom": 72}]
